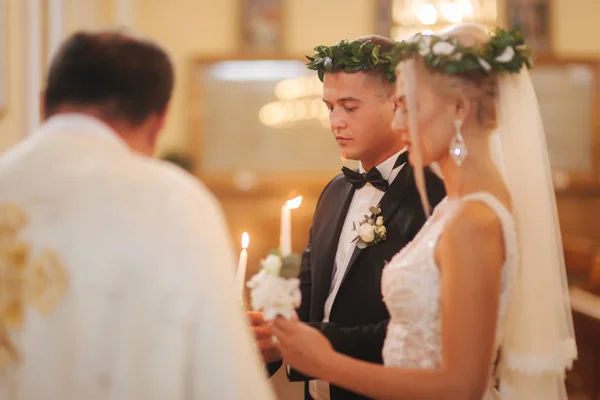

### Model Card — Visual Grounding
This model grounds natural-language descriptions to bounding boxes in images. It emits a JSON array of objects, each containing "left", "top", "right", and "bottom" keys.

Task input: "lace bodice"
[{"left": 381, "top": 192, "right": 518, "bottom": 373}]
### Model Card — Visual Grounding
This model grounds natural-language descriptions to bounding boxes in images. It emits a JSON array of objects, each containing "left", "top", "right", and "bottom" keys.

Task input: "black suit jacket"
[{"left": 269, "top": 161, "right": 445, "bottom": 400}]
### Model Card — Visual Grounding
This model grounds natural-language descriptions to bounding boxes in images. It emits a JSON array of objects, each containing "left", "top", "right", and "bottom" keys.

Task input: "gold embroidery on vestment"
[{"left": 0, "top": 203, "right": 68, "bottom": 374}]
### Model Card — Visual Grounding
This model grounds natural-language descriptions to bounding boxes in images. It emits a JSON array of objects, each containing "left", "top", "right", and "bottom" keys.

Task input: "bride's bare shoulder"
[{"left": 436, "top": 201, "right": 506, "bottom": 274}]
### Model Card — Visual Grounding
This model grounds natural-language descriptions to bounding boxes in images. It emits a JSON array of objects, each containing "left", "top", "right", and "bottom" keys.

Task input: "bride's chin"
[{"left": 408, "top": 152, "right": 436, "bottom": 168}]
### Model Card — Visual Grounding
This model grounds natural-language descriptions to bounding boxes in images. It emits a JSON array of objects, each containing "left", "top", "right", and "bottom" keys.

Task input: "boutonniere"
[{"left": 352, "top": 206, "right": 387, "bottom": 249}]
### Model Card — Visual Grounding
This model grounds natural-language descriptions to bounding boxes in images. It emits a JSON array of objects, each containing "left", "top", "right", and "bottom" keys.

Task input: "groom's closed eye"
[
  {"left": 339, "top": 99, "right": 361, "bottom": 113},
  {"left": 323, "top": 99, "right": 360, "bottom": 113},
  {"left": 330, "top": 105, "right": 359, "bottom": 113}
]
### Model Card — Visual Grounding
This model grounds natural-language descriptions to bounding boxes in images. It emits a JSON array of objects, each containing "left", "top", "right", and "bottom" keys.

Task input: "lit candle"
[
  {"left": 236, "top": 232, "right": 250, "bottom": 297},
  {"left": 280, "top": 196, "right": 303, "bottom": 256}
]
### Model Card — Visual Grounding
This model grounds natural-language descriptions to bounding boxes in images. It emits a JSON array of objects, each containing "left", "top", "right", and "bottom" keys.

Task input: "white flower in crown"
[
  {"left": 432, "top": 41, "right": 456, "bottom": 56},
  {"left": 407, "top": 35, "right": 420, "bottom": 44},
  {"left": 495, "top": 46, "right": 516, "bottom": 63},
  {"left": 353, "top": 206, "right": 387, "bottom": 249},
  {"left": 418, "top": 36, "right": 433, "bottom": 56},
  {"left": 478, "top": 57, "right": 492, "bottom": 72}
]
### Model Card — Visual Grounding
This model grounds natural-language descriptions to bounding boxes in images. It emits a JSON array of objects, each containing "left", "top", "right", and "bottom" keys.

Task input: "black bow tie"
[{"left": 342, "top": 152, "right": 409, "bottom": 192}]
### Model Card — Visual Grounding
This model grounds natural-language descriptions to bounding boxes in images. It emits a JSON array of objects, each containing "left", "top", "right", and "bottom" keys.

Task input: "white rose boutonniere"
[
  {"left": 358, "top": 223, "right": 376, "bottom": 243},
  {"left": 352, "top": 206, "right": 387, "bottom": 249},
  {"left": 246, "top": 249, "right": 302, "bottom": 321}
]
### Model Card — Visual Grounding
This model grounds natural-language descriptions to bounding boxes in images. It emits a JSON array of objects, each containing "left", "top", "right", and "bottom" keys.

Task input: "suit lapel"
[
  {"left": 312, "top": 181, "right": 355, "bottom": 318},
  {"left": 340, "top": 162, "right": 415, "bottom": 284}
]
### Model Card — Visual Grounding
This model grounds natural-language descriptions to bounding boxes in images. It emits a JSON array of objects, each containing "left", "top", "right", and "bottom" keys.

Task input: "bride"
[{"left": 271, "top": 23, "right": 577, "bottom": 399}]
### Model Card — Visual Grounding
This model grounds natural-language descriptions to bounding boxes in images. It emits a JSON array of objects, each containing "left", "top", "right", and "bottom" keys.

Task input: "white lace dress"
[{"left": 381, "top": 192, "right": 517, "bottom": 400}]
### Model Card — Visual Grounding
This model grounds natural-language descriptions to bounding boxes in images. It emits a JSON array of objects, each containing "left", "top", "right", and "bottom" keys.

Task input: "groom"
[{"left": 251, "top": 35, "right": 446, "bottom": 400}]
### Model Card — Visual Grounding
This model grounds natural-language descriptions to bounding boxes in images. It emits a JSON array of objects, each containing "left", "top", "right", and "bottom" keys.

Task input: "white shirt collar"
[
  {"left": 358, "top": 149, "right": 407, "bottom": 180},
  {"left": 37, "top": 113, "right": 129, "bottom": 150}
]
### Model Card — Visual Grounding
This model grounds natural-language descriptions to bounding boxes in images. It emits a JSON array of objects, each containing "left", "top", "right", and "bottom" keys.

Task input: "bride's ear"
[{"left": 454, "top": 95, "right": 470, "bottom": 121}]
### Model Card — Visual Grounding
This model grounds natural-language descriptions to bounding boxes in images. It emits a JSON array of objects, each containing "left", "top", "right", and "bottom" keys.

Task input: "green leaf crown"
[
  {"left": 393, "top": 27, "right": 533, "bottom": 75},
  {"left": 305, "top": 28, "right": 533, "bottom": 82},
  {"left": 306, "top": 39, "right": 397, "bottom": 83}
]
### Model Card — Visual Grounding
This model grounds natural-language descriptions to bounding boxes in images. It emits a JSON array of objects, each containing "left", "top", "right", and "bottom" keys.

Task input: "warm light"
[
  {"left": 241, "top": 232, "right": 250, "bottom": 249},
  {"left": 417, "top": 4, "right": 438, "bottom": 25},
  {"left": 392, "top": 0, "right": 495, "bottom": 43},
  {"left": 440, "top": 2, "right": 463, "bottom": 23},
  {"left": 392, "top": 0, "right": 407, "bottom": 24},
  {"left": 294, "top": 101, "right": 308, "bottom": 119},
  {"left": 274, "top": 76, "right": 323, "bottom": 101},
  {"left": 208, "top": 60, "right": 306, "bottom": 81},
  {"left": 456, "top": 0, "right": 474, "bottom": 19},
  {"left": 258, "top": 98, "right": 328, "bottom": 128},
  {"left": 286, "top": 196, "right": 303, "bottom": 210}
]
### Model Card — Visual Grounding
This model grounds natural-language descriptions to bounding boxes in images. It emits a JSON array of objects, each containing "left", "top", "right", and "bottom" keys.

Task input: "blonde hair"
[{"left": 404, "top": 23, "right": 499, "bottom": 129}]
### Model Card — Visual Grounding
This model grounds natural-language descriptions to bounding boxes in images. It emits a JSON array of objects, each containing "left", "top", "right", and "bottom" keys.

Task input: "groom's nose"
[{"left": 330, "top": 112, "right": 348, "bottom": 133}]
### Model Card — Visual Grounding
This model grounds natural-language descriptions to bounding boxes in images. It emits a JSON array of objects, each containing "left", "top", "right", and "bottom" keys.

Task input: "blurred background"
[{"left": 1, "top": 0, "right": 599, "bottom": 398}]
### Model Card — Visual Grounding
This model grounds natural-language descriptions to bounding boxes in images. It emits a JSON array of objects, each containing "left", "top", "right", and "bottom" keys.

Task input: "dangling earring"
[{"left": 449, "top": 119, "right": 467, "bottom": 166}]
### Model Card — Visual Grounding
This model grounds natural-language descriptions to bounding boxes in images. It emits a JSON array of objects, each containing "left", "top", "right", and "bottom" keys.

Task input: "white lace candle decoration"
[{"left": 246, "top": 251, "right": 301, "bottom": 320}]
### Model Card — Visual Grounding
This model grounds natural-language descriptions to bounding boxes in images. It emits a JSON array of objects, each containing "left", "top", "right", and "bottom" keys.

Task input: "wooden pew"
[
  {"left": 564, "top": 235, "right": 600, "bottom": 293},
  {"left": 563, "top": 236, "right": 600, "bottom": 398},
  {"left": 568, "top": 287, "right": 600, "bottom": 399},
  {"left": 588, "top": 251, "right": 600, "bottom": 293}
]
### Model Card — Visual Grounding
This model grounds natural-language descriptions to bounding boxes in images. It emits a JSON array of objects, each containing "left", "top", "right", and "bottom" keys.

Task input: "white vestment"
[{"left": 0, "top": 114, "right": 275, "bottom": 400}]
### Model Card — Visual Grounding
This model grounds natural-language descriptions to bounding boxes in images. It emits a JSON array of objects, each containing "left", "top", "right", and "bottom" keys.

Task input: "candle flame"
[
  {"left": 241, "top": 232, "right": 250, "bottom": 249},
  {"left": 286, "top": 196, "right": 303, "bottom": 210}
]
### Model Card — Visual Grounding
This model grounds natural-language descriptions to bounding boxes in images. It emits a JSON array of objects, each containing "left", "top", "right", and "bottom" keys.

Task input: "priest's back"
[{"left": 0, "top": 117, "right": 274, "bottom": 399}]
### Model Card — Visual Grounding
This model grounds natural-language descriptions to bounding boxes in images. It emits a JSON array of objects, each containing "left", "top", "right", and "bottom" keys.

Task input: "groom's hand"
[{"left": 247, "top": 311, "right": 282, "bottom": 363}]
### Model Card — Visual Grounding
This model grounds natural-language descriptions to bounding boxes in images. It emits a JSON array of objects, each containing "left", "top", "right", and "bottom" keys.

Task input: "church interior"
[{"left": 1, "top": 0, "right": 600, "bottom": 398}]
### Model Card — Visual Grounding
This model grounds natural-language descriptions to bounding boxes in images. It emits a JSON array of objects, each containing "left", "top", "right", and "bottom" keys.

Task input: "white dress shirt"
[{"left": 309, "top": 150, "right": 406, "bottom": 400}]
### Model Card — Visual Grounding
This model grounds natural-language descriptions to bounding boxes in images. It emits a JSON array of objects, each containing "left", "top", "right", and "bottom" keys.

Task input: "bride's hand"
[{"left": 271, "top": 314, "right": 335, "bottom": 378}]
